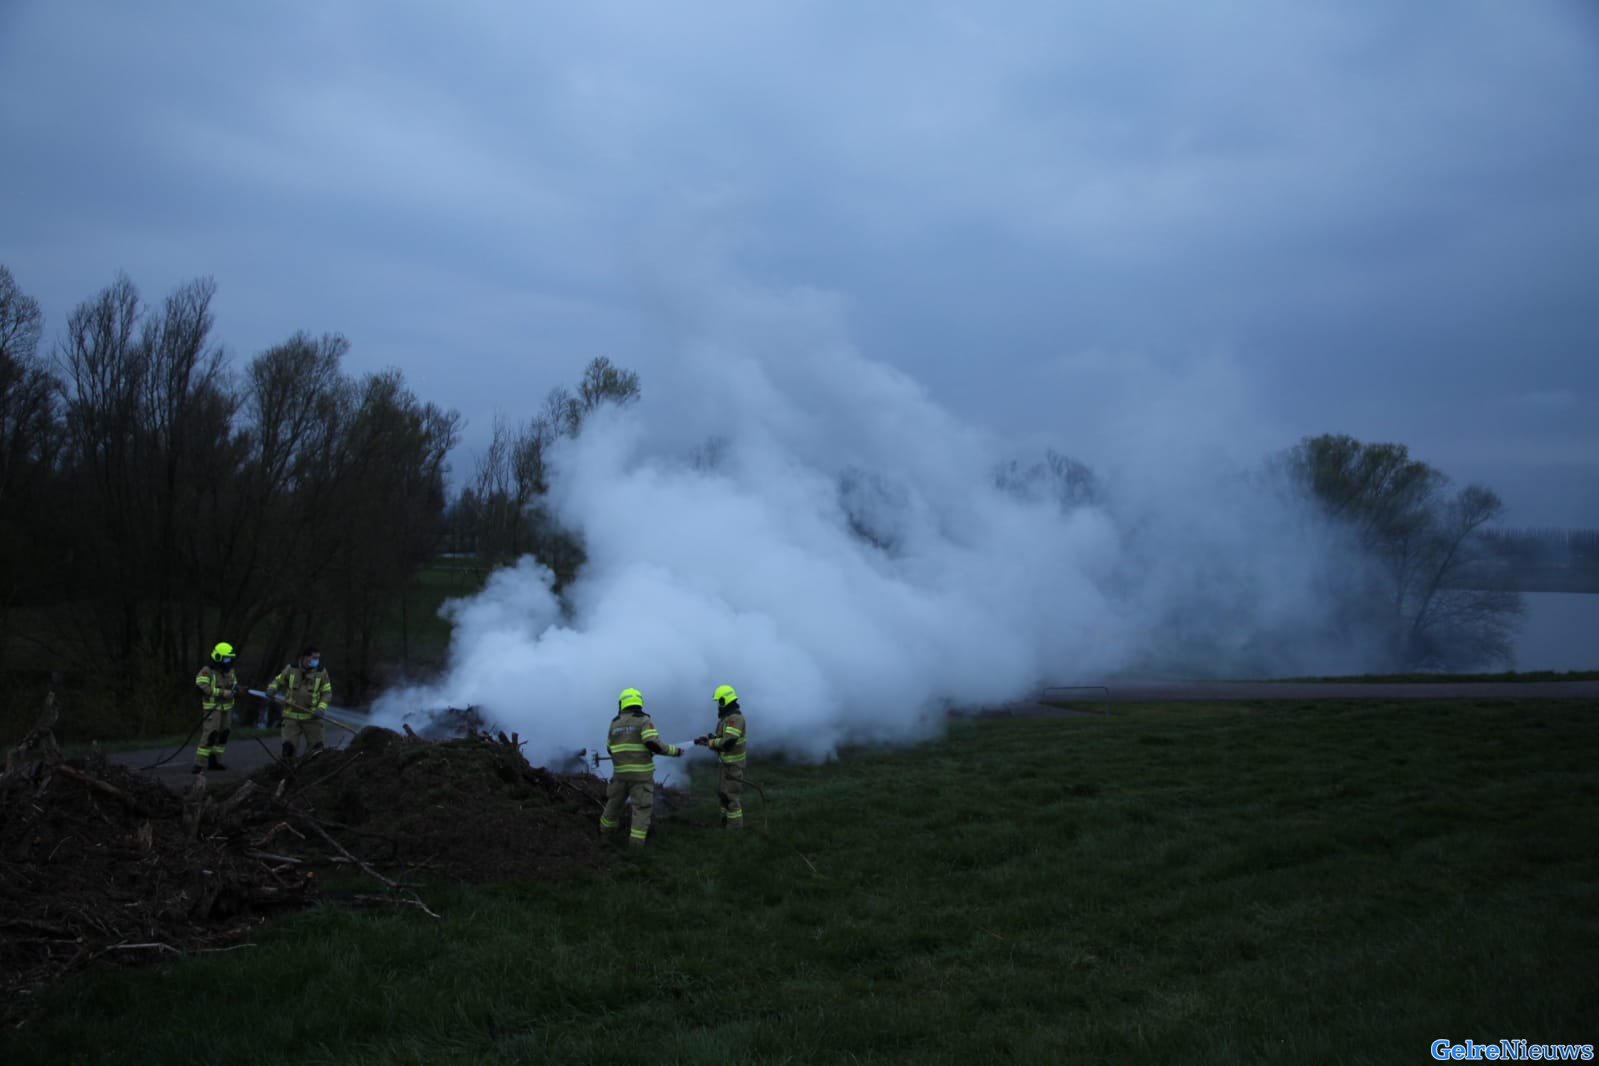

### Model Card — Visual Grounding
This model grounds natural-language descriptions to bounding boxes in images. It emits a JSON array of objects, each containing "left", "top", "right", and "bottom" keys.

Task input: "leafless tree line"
[
  {"left": 1, "top": 267, "right": 459, "bottom": 733},
  {"left": 444, "top": 355, "right": 640, "bottom": 586}
]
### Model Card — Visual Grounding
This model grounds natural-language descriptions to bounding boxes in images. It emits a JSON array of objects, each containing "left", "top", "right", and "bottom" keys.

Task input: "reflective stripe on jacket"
[
  {"left": 196, "top": 666, "right": 238, "bottom": 711},
  {"left": 608, "top": 709, "right": 679, "bottom": 780},
  {"left": 709, "top": 710, "right": 746, "bottom": 764},
  {"left": 268, "top": 665, "right": 332, "bottom": 720}
]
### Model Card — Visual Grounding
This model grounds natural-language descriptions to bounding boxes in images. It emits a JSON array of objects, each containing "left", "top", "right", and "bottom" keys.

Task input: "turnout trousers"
[
  {"left": 194, "top": 708, "right": 230, "bottom": 765},
  {"left": 600, "top": 778, "right": 655, "bottom": 845},
  {"left": 281, "top": 716, "right": 325, "bottom": 755},
  {"left": 718, "top": 761, "right": 744, "bottom": 829}
]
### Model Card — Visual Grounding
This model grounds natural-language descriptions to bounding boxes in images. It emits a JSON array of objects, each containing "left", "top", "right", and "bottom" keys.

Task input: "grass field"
[
  {"left": 378, "top": 557, "right": 491, "bottom": 671},
  {"left": 5, "top": 700, "right": 1596, "bottom": 1065}
]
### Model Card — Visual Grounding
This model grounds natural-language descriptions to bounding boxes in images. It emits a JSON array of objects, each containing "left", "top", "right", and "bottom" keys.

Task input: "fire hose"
[
  {"left": 245, "top": 689, "right": 361, "bottom": 734},
  {"left": 137, "top": 711, "right": 213, "bottom": 770},
  {"left": 139, "top": 682, "right": 251, "bottom": 770}
]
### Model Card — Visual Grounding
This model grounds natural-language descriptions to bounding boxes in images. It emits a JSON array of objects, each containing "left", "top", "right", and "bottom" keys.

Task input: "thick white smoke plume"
[{"left": 374, "top": 273, "right": 1353, "bottom": 775}]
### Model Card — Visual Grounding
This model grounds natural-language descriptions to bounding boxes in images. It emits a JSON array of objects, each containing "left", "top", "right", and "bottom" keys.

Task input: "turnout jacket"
[
  {"left": 195, "top": 665, "right": 239, "bottom": 712},
  {"left": 708, "top": 706, "right": 746, "bottom": 764},
  {"left": 267, "top": 664, "right": 332, "bottom": 720},
  {"left": 607, "top": 708, "right": 680, "bottom": 781}
]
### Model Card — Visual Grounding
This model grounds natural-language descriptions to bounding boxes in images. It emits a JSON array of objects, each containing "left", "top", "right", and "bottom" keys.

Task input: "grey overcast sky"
[{"left": 3, "top": 0, "right": 1597, "bottom": 525}]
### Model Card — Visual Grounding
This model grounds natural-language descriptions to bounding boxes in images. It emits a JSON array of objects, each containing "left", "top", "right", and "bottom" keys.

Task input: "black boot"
[
  {"left": 281, "top": 742, "right": 296, "bottom": 760},
  {"left": 207, "top": 753, "right": 227, "bottom": 771}
]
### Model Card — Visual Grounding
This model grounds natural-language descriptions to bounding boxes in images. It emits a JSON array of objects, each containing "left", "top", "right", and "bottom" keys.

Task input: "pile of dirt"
[
  {"left": 0, "top": 700, "right": 617, "bottom": 1025},
  {"left": 265, "top": 725, "right": 612, "bottom": 884}
]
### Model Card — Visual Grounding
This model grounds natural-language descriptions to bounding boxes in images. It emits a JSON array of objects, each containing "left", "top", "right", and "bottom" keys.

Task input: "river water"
[{"left": 1513, "top": 591, "right": 1599, "bottom": 671}]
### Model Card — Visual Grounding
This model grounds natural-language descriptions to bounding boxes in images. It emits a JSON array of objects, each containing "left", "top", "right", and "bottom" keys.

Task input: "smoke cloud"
[{"left": 374, "top": 267, "right": 1360, "bottom": 775}]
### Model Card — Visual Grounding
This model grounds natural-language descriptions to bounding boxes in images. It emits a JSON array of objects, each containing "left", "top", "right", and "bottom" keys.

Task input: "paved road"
[{"left": 107, "top": 715, "right": 361, "bottom": 786}]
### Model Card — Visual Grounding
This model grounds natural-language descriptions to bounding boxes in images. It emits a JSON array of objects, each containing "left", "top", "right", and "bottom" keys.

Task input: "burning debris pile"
[
  {"left": 293, "top": 721, "right": 611, "bottom": 883},
  {"left": 0, "top": 697, "right": 614, "bottom": 1024}
]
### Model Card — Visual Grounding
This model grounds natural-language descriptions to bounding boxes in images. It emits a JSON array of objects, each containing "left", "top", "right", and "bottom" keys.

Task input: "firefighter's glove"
[{"left": 694, "top": 736, "right": 710, "bottom": 747}]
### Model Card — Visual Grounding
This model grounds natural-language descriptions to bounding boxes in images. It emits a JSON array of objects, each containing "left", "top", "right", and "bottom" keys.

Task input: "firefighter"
[
  {"left": 694, "top": 683, "right": 747, "bottom": 830},
  {"left": 599, "top": 687, "right": 683, "bottom": 847},
  {"left": 267, "top": 644, "right": 333, "bottom": 760},
  {"left": 192, "top": 642, "right": 240, "bottom": 773}
]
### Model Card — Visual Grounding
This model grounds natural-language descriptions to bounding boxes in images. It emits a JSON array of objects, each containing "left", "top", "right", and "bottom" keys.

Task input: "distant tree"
[
  {"left": 322, "top": 370, "right": 460, "bottom": 696},
  {"left": 0, "top": 267, "right": 60, "bottom": 675},
  {"left": 1280, "top": 433, "right": 1522, "bottom": 671},
  {"left": 471, "top": 413, "right": 539, "bottom": 560},
  {"left": 0, "top": 266, "right": 56, "bottom": 509},
  {"left": 995, "top": 450, "right": 1101, "bottom": 511},
  {"left": 49, "top": 275, "right": 254, "bottom": 721},
  {"left": 0, "top": 266, "right": 44, "bottom": 367},
  {"left": 1476, "top": 527, "right": 1599, "bottom": 587},
  {"left": 576, "top": 355, "right": 640, "bottom": 419},
  {"left": 56, "top": 274, "right": 153, "bottom": 680},
  {"left": 0, "top": 268, "right": 471, "bottom": 737},
  {"left": 232, "top": 332, "right": 357, "bottom": 679},
  {"left": 836, "top": 468, "right": 910, "bottom": 553},
  {"left": 463, "top": 357, "right": 640, "bottom": 586}
]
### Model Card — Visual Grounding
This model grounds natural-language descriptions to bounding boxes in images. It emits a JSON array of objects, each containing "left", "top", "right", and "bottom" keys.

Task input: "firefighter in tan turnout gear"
[
  {"left": 695, "top": 683, "right": 747, "bottom": 830},
  {"left": 193, "top": 642, "right": 240, "bottom": 773},
  {"left": 268, "top": 644, "right": 333, "bottom": 760},
  {"left": 599, "top": 688, "right": 683, "bottom": 847}
]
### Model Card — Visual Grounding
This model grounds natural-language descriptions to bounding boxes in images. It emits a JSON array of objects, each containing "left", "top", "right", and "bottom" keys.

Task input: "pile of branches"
[
  {"left": 0, "top": 697, "right": 608, "bottom": 1025},
  {"left": 0, "top": 697, "right": 303, "bottom": 1021}
]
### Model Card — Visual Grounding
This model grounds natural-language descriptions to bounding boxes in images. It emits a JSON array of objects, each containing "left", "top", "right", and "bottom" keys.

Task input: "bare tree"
[
  {"left": 0, "top": 268, "right": 61, "bottom": 676},
  {"left": 0, "top": 267, "right": 56, "bottom": 510},
  {"left": 995, "top": 449, "right": 1101, "bottom": 511},
  {"left": 315, "top": 369, "right": 459, "bottom": 698},
  {"left": 57, "top": 275, "right": 148, "bottom": 678},
  {"left": 576, "top": 355, "right": 640, "bottom": 417},
  {"left": 1282, "top": 434, "right": 1523, "bottom": 671},
  {"left": 464, "top": 357, "right": 641, "bottom": 580},
  {"left": 1400, "top": 485, "right": 1523, "bottom": 670},
  {"left": 0, "top": 268, "right": 477, "bottom": 736},
  {"left": 0, "top": 266, "right": 44, "bottom": 366}
]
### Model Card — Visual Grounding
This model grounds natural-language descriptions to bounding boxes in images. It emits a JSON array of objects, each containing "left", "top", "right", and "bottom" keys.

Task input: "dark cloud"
[{"left": 3, "top": 0, "right": 1596, "bottom": 523}]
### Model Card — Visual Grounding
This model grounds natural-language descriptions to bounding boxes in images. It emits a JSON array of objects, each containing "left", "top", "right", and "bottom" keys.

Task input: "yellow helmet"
[
  {"left": 618, "top": 687, "right": 644, "bottom": 711},
  {"left": 211, "top": 642, "right": 235, "bottom": 664},
  {"left": 713, "top": 684, "right": 738, "bottom": 708}
]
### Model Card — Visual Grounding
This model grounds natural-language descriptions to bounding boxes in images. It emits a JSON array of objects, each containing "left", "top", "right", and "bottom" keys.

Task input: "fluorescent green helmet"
[
  {"left": 618, "top": 687, "right": 644, "bottom": 711},
  {"left": 713, "top": 684, "right": 738, "bottom": 708},
  {"left": 211, "top": 642, "right": 235, "bottom": 664}
]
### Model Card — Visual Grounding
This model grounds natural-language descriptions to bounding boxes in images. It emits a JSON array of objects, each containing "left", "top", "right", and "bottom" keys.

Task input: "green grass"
[
  {"left": 5, "top": 700, "right": 1597, "bottom": 1065},
  {"left": 370, "top": 557, "right": 490, "bottom": 670}
]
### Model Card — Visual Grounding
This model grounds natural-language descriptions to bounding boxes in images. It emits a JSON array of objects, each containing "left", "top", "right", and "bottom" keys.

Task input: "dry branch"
[
  {"left": 54, "top": 764, "right": 140, "bottom": 811},
  {"left": 274, "top": 801, "right": 439, "bottom": 919}
]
